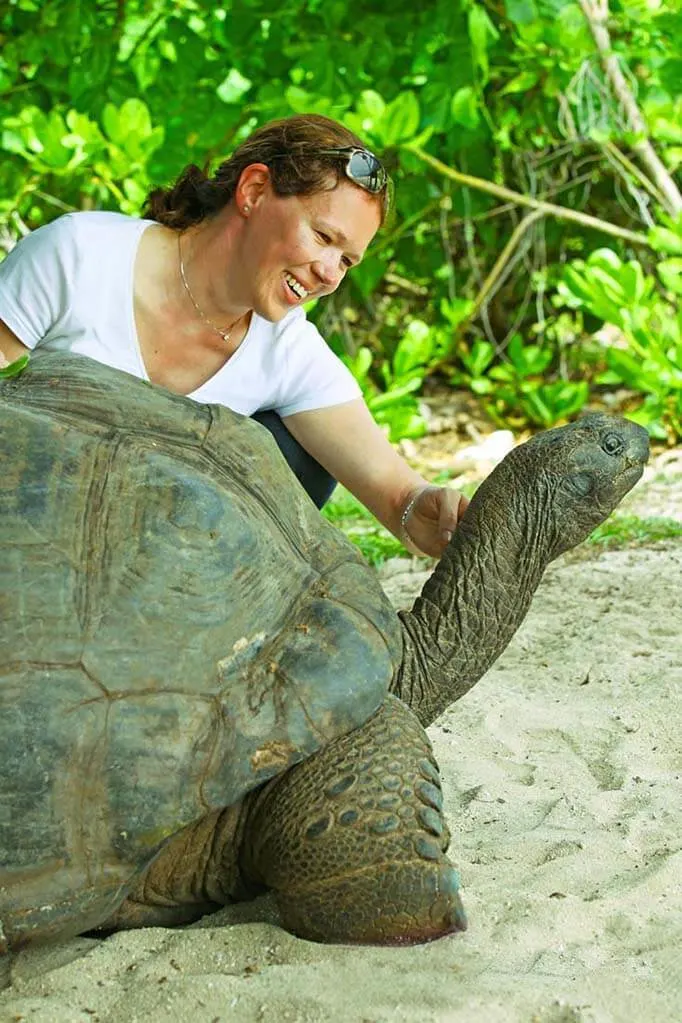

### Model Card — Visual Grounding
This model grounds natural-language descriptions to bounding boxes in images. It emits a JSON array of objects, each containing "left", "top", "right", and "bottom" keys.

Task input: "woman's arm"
[
  {"left": 0, "top": 320, "right": 29, "bottom": 366},
  {"left": 284, "top": 398, "right": 468, "bottom": 557}
]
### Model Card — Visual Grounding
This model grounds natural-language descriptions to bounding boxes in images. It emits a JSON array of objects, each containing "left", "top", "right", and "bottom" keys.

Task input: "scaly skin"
[
  {"left": 240, "top": 694, "right": 466, "bottom": 944},
  {"left": 109, "top": 695, "right": 466, "bottom": 944}
]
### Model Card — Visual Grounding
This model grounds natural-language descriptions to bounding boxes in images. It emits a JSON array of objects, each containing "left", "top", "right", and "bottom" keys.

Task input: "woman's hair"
[{"left": 144, "top": 114, "right": 390, "bottom": 229}]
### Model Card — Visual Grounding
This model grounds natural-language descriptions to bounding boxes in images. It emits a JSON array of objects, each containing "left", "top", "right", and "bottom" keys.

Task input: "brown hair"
[{"left": 143, "top": 114, "right": 390, "bottom": 229}]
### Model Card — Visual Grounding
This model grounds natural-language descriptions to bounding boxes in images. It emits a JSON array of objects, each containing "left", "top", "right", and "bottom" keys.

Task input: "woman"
[{"left": 0, "top": 113, "right": 467, "bottom": 555}]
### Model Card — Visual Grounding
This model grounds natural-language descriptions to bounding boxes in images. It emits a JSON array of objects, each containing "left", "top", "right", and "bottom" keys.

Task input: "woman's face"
[{"left": 235, "top": 177, "right": 382, "bottom": 322}]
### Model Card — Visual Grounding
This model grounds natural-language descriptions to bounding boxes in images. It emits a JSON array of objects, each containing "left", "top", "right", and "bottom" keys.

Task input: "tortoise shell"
[{"left": 0, "top": 352, "right": 401, "bottom": 945}]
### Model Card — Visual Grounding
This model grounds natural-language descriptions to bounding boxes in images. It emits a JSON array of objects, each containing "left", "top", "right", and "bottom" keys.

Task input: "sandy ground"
[{"left": 1, "top": 450, "right": 680, "bottom": 1023}]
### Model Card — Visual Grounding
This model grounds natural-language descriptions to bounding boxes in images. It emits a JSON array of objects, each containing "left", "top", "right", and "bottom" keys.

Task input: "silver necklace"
[{"left": 178, "top": 233, "right": 242, "bottom": 343}]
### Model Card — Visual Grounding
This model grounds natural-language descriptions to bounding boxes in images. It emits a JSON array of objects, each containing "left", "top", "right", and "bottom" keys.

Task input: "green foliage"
[
  {"left": 0, "top": 354, "right": 30, "bottom": 378},
  {"left": 587, "top": 514, "right": 682, "bottom": 549},
  {"left": 451, "top": 334, "right": 589, "bottom": 428},
  {"left": 0, "top": 0, "right": 680, "bottom": 439},
  {"left": 487, "top": 334, "right": 589, "bottom": 428},
  {"left": 0, "top": 96, "right": 164, "bottom": 219},
  {"left": 343, "top": 318, "right": 453, "bottom": 441},
  {"left": 558, "top": 246, "right": 682, "bottom": 441}
]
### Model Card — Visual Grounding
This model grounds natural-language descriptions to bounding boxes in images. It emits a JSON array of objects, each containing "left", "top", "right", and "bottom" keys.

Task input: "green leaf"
[
  {"left": 347, "top": 90, "right": 387, "bottom": 138},
  {"left": 440, "top": 297, "right": 475, "bottom": 328},
  {"left": 101, "top": 103, "right": 120, "bottom": 142},
  {"left": 118, "top": 98, "right": 153, "bottom": 139},
  {"left": 450, "top": 87, "right": 480, "bottom": 130},
  {"left": 0, "top": 354, "right": 30, "bottom": 378},
  {"left": 351, "top": 254, "right": 386, "bottom": 300},
  {"left": 658, "top": 259, "right": 682, "bottom": 296},
  {"left": 505, "top": 0, "right": 539, "bottom": 26},
  {"left": 539, "top": 380, "right": 589, "bottom": 419},
  {"left": 459, "top": 339, "right": 495, "bottom": 376},
  {"left": 374, "top": 400, "right": 427, "bottom": 442},
  {"left": 649, "top": 226, "right": 682, "bottom": 256},
  {"left": 217, "top": 68, "right": 253, "bottom": 105},
  {"left": 521, "top": 388, "right": 554, "bottom": 427},
  {"left": 368, "top": 377, "right": 422, "bottom": 410},
  {"left": 500, "top": 71, "right": 538, "bottom": 96},
  {"left": 552, "top": 2, "right": 593, "bottom": 50},
  {"left": 380, "top": 92, "right": 421, "bottom": 146},
  {"left": 393, "top": 320, "right": 435, "bottom": 378},
  {"left": 468, "top": 5, "right": 499, "bottom": 84},
  {"left": 343, "top": 345, "right": 373, "bottom": 383}
]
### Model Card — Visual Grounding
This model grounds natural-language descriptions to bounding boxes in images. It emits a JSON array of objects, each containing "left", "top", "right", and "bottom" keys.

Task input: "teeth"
[{"left": 284, "top": 272, "right": 308, "bottom": 299}]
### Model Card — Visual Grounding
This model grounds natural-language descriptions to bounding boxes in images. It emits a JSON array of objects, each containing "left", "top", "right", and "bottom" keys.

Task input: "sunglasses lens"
[{"left": 347, "top": 150, "right": 386, "bottom": 193}]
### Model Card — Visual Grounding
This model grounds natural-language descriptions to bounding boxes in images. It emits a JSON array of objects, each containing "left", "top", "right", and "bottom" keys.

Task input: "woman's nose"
[{"left": 312, "top": 258, "right": 344, "bottom": 289}]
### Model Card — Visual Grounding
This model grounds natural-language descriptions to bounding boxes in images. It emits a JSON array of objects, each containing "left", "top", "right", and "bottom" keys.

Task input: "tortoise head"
[{"left": 501, "top": 412, "right": 650, "bottom": 558}]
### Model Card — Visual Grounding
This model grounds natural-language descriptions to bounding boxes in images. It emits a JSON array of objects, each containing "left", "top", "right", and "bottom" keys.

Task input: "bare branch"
[
  {"left": 407, "top": 146, "right": 652, "bottom": 248},
  {"left": 576, "top": 0, "right": 682, "bottom": 217},
  {"left": 469, "top": 210, "right": 545, "bottom": 329}
]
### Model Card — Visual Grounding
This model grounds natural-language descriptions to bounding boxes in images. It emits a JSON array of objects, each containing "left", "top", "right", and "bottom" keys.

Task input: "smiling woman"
[{"left": 0, "top": 113, "right": 467, "bottom": 556}]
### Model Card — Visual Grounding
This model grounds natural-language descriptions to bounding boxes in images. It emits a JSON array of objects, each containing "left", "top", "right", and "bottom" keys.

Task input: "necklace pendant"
[{"left": 178, "top": 234, "right": 239, "bottom": 345}]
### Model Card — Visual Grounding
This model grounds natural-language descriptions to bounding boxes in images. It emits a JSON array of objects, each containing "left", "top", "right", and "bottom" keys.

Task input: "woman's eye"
[
  {"left": 316, "top": 230, "right": 331, "bottom": 244},
  {"left": 342, "top": 256, "right": 353, "bottom": 269}
]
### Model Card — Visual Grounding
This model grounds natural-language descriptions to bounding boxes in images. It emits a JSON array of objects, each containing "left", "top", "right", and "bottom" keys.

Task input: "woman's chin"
[{"left": 257, "top": 293, "right": 299, "bottom": 323}]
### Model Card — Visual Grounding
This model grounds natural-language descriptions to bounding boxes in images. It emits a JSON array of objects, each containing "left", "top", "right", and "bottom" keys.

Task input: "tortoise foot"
[
  {"left": 277, "top": 858, "right": 467, "bottom": 945},
  {"left": 241, "top": 694, "right": 468, "bottom": 945}
]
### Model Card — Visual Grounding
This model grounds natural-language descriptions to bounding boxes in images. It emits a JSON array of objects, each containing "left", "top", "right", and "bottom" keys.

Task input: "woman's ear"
[{"left": 235, "top": 163, "right": 271, "bottom": 215}]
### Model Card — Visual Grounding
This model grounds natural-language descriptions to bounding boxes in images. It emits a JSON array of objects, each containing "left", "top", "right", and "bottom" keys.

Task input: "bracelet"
[{"left": 400, "top": 485, "right": 431, "bottom": 549}]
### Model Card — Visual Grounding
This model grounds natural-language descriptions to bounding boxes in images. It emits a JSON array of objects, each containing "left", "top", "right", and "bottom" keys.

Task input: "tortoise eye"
[{"left": 602, "top": 432, "right": 624, "bottom": 455}]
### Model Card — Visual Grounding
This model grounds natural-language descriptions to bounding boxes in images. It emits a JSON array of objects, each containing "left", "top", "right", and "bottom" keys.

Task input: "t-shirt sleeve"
[
  {"left": 274, "top": 311, "right": 362, "bottom": 417},
  {"left": 0, "top": 214, "right": 79, "bottom": 348}
]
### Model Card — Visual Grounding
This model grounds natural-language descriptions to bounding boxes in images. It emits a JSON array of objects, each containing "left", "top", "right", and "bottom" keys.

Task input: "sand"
[{"left": 2, "top": 455, "right": 680, "bottom": 1023}]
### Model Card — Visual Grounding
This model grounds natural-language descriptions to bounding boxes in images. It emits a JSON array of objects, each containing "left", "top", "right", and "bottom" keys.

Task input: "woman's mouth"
[{"left": 283, "top": 271, "right": 309, "bottom": 301}]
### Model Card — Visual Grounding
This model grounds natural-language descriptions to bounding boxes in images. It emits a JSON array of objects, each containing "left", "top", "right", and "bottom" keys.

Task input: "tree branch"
[
  {"left": 577, "top": 0, "right": 682, "bottom": 218},
  {"left": 467, "top": 209, "right": 545, "bottom": 328},
  {"left": 602, "top": 139, "right": 668, "bottom": 209},
  {"left": 407, "top": 146, "right": 652, "bottom": 248}
]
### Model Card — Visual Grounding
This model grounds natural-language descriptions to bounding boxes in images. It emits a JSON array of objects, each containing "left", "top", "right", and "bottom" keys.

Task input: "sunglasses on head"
[{"left": 317, "top": 146, "right": 388, "bottom": 194}]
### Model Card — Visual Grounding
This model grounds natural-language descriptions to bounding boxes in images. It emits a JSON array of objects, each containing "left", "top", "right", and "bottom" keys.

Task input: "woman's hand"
[
  {"left": 401, "top": 484, "right": 469, "bottom": 558},
  {"left": 284, "top": 401, "right": 471, "bottom": 558}
]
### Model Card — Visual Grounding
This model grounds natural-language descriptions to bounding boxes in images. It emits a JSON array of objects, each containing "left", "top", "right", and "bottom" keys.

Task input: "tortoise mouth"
[
  {"left": 595, "top": 460, "right": 645, "bottom": 514},
  {"left": 615, "top": 461, "right": 646, "bottom": 492}
]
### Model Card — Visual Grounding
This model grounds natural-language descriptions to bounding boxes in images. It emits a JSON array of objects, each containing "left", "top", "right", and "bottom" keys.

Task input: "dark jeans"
[{"left": 252, "top": 410, "right": 336, "bottom": 509}]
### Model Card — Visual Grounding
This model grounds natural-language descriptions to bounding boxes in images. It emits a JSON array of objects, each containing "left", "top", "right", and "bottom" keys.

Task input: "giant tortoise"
[{"left": 0, "top": 352, "right": 649, "bottom": 983}]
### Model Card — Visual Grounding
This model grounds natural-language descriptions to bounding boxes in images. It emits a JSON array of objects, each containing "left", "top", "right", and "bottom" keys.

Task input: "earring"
[{"left": 242, "top": 204, "right": 250, "bottom": 214}]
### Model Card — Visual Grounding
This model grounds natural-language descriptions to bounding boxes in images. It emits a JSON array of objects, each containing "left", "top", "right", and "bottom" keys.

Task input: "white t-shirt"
[{"left": 0, "top": 211, "right": 361, "bottom": 417}]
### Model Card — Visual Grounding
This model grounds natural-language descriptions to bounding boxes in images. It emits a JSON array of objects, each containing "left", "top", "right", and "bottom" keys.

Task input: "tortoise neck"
[{"left": 392, "top": 484, "right": 552, "bottom": 727}]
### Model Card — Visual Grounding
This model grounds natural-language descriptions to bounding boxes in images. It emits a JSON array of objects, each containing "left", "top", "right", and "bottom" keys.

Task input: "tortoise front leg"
[
  {"left": 240, "top": 694, "right": 467, "bottom": 944},
  {"left": 103, "top": 805, "right": 253, "bottom": 931}
]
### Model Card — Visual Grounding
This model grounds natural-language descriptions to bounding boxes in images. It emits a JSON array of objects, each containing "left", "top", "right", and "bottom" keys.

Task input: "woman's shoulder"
[
  {"left": 9, "top": 211, "right": 151, "bottom": 263},
  {"left": 50, "top": 210, "right": 152, "bottom": 242}
]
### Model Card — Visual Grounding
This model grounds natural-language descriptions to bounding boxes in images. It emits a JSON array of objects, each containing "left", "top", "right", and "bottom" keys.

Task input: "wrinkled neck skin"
[{"left": 393, "top": 461, "right": 562, "bottom": 728}]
